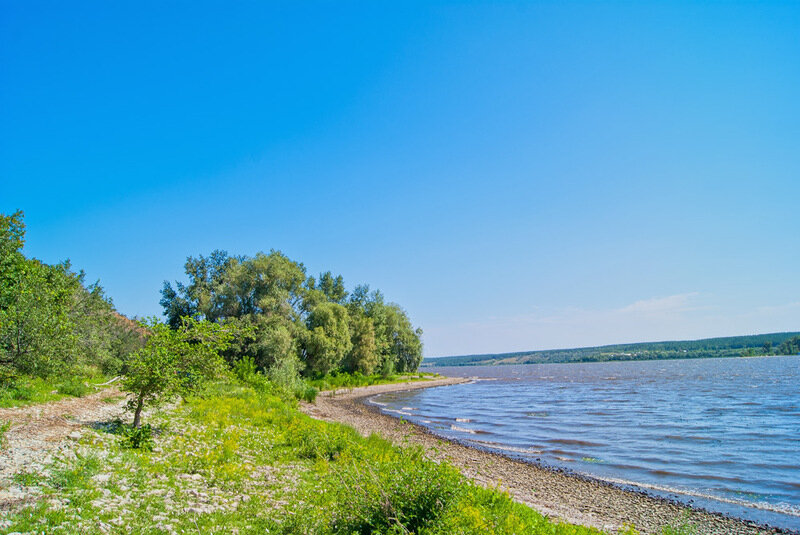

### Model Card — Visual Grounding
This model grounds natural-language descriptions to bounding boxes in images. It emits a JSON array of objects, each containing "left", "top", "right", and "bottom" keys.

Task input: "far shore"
[{"left": 301, "top": 377, "right": 791, "bottom": 535}]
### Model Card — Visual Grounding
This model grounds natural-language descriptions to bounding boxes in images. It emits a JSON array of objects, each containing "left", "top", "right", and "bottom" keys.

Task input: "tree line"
[
  {"left": 1, "top": 211, "right": 424, "bottom": 424},
  {"left": 0, "top": 211, "right": 143, "bottom": 382},
  {"left": 427, "top": 331, "right": 800, "bottom": 367},
  {"left": 160, "top": 249, "right": 424, "bottom": 378}
]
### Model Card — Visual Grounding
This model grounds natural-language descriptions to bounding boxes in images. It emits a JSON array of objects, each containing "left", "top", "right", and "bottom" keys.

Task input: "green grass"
[
  {"left": 308, "top": 370, "right": 440, "bottom": 391},
  {"left": 1, "top": 380, "right": 629, "bottom": 534},
  {"left": 660, "top": 516, "right": 696, "bottom": 535},
  {"left": 0, "top": 372, "right": 110, "bottom": 408}
]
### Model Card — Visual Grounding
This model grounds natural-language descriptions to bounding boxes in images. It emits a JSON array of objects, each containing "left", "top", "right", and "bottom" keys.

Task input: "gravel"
[{"left": 0, "top": 388, "right": 127, "bottom": 511}]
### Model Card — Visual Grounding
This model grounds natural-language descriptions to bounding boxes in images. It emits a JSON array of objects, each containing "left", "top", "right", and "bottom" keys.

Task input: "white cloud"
[{"left": 618, "top": 292, "right": 699, "bottom": 314}]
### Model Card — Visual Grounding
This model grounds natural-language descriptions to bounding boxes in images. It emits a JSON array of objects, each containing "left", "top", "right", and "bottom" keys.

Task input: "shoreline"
[{"left": 301, "top": 377, "right": 793, "bottom": 535}]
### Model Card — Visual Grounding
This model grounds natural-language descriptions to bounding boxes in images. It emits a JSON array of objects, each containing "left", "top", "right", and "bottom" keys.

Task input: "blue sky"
[{"left": 2, "top": 1, "right": 799, "bottom": 357}]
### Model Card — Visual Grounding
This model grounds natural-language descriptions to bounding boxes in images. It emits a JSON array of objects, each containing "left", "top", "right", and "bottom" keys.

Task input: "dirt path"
[
  {"left": 302, "top": 379, "right": 788, "bottom": 535},
  {"left": 0, "top": 388, "right": 128, "bottom": 508}
]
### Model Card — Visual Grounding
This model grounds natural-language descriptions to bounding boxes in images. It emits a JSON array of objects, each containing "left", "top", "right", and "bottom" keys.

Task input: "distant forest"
[{"left": 423, "top": 332, "right": 800, "bottom": 367}]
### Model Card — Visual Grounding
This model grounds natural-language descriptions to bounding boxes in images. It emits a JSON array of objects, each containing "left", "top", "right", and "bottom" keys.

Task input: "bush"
[
  {"left": 10, "top": 383, "right": 34, "bottom": 401},
  {"left": 0, "top": 366, "right": 17, "bottom": 388},
  {"left": 232, "top": 355, "right": 258, "bottom": 381},
  {"left": 288, "top": 419, "right": 360, "bottom": 461},
  {"left": 122, "top": 423, "right": 154, "bottom": 451},
  {"left": 299, "top": 384, "right": 318, "bottom": 403},
  {"left": 283, "top": 442, "right": 465, "bottom": 534},
  {"left": 103, "top": 418, "right": 154, "bottom": 451},
  {"left": 57, "top": 377, "right": 91, "bottom": 397},
  {"left": 268, "top": 354, "right": 318, "bottom": 402}
]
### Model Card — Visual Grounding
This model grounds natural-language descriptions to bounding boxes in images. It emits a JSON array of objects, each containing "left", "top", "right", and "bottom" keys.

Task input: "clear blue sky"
[{"left": 2, "top": 1, "right": 799, "bottom": 357}]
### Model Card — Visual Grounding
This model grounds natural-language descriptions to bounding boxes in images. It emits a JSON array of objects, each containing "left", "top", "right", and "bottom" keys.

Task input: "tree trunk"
[{"left": 132, "top": 393, "right": 145, "bottom": 428}]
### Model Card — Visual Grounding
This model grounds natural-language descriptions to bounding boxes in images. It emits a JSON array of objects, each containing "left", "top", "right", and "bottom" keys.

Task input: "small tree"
[{"left": 122, "top": 317, "right": 234, "bottom": 428}]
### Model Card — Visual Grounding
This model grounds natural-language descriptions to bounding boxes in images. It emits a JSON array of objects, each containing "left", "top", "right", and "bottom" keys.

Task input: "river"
[{"left": 371, "top": 356, "right": 800, "bottom": 531}]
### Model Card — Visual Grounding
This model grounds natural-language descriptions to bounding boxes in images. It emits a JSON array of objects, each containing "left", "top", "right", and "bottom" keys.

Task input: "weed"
[
  {"left": 122, "top": 423, "right": 155, "bottom": 450},
  {"left": 57, "top": 377, "right": 91, "bottom": 397},
  {"left": 4, "top": 380, "right": 612, "bottom": 535},
  {"left": 0, "top": 419, "right": 10, "bottom": 448},
  {"left": 11, "top": 384, "right": 34, "bottom": 401},
  {"left": 661, "top": 516, "right": 696, "bottom": 535},
  {"left": 49, "top": 453, "right": 100, "bottom": 490},
  {"left": 13, "top": 471, "right": 42, "bottom": 487}
]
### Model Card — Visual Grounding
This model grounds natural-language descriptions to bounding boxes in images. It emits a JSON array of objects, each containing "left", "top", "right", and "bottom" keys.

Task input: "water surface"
[{"left": 372, "top": 356, "right": 800, "bottom": 531}]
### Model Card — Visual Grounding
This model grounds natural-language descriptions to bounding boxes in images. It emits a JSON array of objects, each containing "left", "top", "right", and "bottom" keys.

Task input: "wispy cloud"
[
  {"left": 424, "top": 294, "right": 800, "bottom": 357},
  {"left": 618, "top": 292, "right": 699, "bottom": 314}
]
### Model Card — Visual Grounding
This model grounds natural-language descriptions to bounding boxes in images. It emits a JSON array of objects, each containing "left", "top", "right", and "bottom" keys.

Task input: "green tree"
[
  {"left": 160, "top": 250, "right": 237, "bottom": 327},
  {"left": 343, "top": 312, "right": 379, "bottom": 375},
  {"left": 0, "top": 211, "right": 25, "bottom": 307},
  {"left": 0, "top": 256, "right": 79, "bottom": 376},
  {"left": 349, "top": 288, "right": 423, "bottom": 375},
  {"left": 122, "top": 318, "right": 234, "bottom": 428},
  {"left": 302, "top": 302, "right": 352, "bottom": 376},
  {"left": 313, "top": 271, "right": 347, "bottom": 304},
  {"left": 161, "top": 250, "right": 308, "bottom": 371},
  {"left": 383, "top": 304, "right": 424, "bottom": 373},
  {"left": 224, "top": 315, "right": 295, "bottom": 371},
  {"left": 778, "top": 336, "right": 800, "bottom": 355}
]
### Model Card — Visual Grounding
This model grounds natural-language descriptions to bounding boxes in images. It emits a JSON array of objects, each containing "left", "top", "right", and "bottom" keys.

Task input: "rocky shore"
[{"left": 301, "top": 378, "right": 791, "bottom": 535}]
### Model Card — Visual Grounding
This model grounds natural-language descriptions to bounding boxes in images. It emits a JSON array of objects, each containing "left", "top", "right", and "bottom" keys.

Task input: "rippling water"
[{"left": 372, "top": 356, "right": 800, "bottom": 531}]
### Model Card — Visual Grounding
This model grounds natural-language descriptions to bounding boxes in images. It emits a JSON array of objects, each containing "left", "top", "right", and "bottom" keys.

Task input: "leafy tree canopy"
[
  {"left": 123, "top": 317, "right": 235, "bottom": 427},
  {"left": 1, "top": 211, "right": 142, "bottom": 379},
  {"left": 161, "top": 250, "right": 424, "bottom": 378}
]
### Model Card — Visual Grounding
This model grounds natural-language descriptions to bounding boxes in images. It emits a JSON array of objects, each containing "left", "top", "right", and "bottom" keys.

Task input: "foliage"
[
  {"left": 267, "top": 353, "right": 318, "bottom": 401},
  {"left": 160, "top": 249, "right": 425, "bottom": 383},
  {"left": 344, "top": 312, "right": 380, "bottom": 374},
  {"left": 307, "top": 371, "right": 435, "bottom": 391},
  {"left": 122, "top": 423, "right": 155, "bottom": 451},
  {"left": 777, "top": 336, "right": 800, "bottom": 356},
  {"left": 122, "top": 317, "right": 234, "bottom": 427},
  {"left": 0, "top": 255, "right": 79, "bottom": 376},
  {"left": 0, "top": 211, "right": 143, "bottom": 380},
  {"left": 56, "top": 377, "right": 91, "bottom": 397},
  {"left": 2, "top": 380, "right": 626, "bottom": 534},
  {"left": 302, "top": 301, "right": 352, "bottom": 376}
]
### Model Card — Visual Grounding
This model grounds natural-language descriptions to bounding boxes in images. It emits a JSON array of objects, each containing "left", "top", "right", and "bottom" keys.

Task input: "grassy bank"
[
  {"left": 0, "top": 371, "right": 111, "bottom": 408},
  {"left": 2, "top": 380, "right": 631, "bottom": 535},
  {"left": 308, "top": 370, "right": 440, "bottom": 392}
]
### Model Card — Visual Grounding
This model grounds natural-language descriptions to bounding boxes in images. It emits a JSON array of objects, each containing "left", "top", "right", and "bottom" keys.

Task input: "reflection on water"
[{"left": 373, "top": 356, "right": 800, "bottom": 531}]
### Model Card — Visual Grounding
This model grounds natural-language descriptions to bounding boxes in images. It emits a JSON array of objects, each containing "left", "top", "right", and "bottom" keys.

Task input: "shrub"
[
  {"left": 299, "top": 384, "right": 318, "bottom": 403},
  {"left": 284, "top": 444, "right": 465, "bottom": 534},
  {"left": 57, "top": 377, "right": 91, "bottom": 397},
  {"left": 289, "top": 419, "right": 359, "bottom": 461},
  {"left": 232, "top": 355, "right": 258, "bottom": 381},
  {"left": 0, "top": 366, "right": 17, "bottom": 388},
  {"left": 10, "top": 383, "right": 33, "bottom": 401},
  {"left": 268, "top": 354, "right": 319, "bottom": 402},
  {"left": 122, "top": 423, "right": 154, "bottom": 451}
]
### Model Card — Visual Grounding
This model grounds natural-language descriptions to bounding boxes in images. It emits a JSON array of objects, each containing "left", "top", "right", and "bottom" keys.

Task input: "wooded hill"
[{"left": 423, "top": 332, "right": 800, "bottom": 367}]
